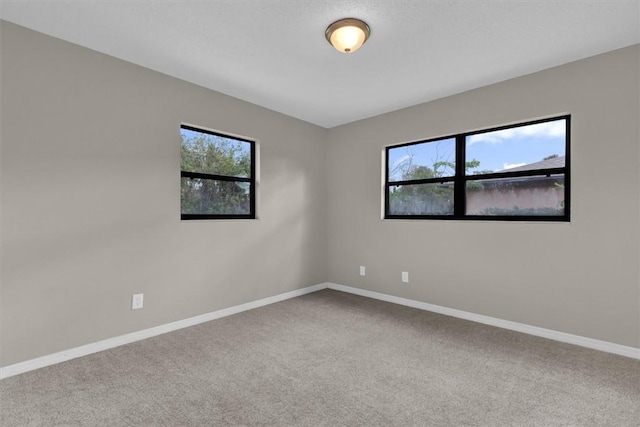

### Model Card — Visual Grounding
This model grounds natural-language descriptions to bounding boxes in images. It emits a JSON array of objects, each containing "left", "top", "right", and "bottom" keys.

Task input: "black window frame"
[
  {"left": 385, "top": 115, "right": 571, "bottom": 221},
  {"left": 180, "top": 124, "right": 256, "bottom": 220}
]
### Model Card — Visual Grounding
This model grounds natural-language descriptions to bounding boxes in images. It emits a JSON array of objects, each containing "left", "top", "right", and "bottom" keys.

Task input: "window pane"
[
  {"left": 181, "top": 177, "right": 251, "bottom": 215},
  {"left": 388, "top": 182, "right": 454, "bottom": 215},
  {"left": 181, "top": 127, "right": 251, "bottom": 178},
  {"left": 388, "top": 138, "right": 456, "bottom": 182},
  {"left": 466, "top": 175, "right": 565, "bottom": 216},
  {"left": 465, "top": 119, "right": 566, "bottom": 175}
]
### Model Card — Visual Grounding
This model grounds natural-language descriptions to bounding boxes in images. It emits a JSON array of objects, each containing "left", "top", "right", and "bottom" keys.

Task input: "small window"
[
  {"left": 180, "top": 125, "right": 255, "bottom": 220},
  {"left": 385, "top": 116, "right": 570, "bottom": 221}
]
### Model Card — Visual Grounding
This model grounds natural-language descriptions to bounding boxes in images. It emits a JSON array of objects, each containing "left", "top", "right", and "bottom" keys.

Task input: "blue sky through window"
[
  {"left": 388, "top": 118, "right": 566, "bottom": 180},
  {"left": 466, "top": 119, "right": 566, "bottom": 173}
]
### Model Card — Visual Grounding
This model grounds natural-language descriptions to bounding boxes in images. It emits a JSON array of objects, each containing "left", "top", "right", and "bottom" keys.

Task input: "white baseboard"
[
  {"left": 0, "top": 283, "right": 328, "bottom": 380},
  {"left": 3, "top": 281, "right": 637, "bottom": 379},
  {"left": 327, "top": 283, "right": 640, "bottom": 360}
]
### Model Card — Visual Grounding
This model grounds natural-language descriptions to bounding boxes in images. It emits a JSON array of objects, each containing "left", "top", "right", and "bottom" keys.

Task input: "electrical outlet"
[
  {"left": 401, "top": 271, "right": 409, "bottom": 283},
  {"left": 132, "top": 293, "right": 144, "bottom": 310},
  {"left": 360, "top": 266, "right": 366, "bottom": 276}
]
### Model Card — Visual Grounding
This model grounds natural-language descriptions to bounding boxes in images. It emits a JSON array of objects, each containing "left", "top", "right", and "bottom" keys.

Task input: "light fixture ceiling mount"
[{"left": 325, "top": 18, "right": 370, "bottom": 54}]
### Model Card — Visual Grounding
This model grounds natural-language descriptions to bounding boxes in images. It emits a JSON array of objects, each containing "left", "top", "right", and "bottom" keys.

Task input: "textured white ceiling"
[{"left": 1, "top": 1, "right": 639, "bottom": 128}]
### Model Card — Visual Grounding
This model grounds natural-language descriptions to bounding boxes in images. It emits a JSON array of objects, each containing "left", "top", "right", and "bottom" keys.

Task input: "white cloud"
[
  {"left": 467, "top": 120, "right": 565, "bottom": 146},
  {"left": 389, "top": 154, "right": 411, "bottom": 180},
  {"left": 392, "top": 155, "right": 411, "bottom": 169},
  {"left": 502, "top": 162, "right": 526, "bottom": 170}
]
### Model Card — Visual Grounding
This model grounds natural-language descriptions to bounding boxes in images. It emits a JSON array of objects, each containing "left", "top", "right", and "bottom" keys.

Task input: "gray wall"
[
  {"left": 327, "top": 44, "right": 640, "bottom": 348},
  {"left": 0, "top": 22, "right": 328, "bottom": 366},
  {"left": 2, "top": 21, "right": 639, "bottom": 367}
]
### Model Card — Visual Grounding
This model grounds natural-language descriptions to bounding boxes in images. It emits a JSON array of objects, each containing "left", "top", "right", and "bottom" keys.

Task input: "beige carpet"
[{"left": 1, "top": 289, "right": 639, "bottom": 426}]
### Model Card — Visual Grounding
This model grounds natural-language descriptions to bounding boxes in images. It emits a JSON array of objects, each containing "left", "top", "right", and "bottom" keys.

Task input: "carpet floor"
[{"left": 1, "top": 289, "right": 639, "bottom": 426}]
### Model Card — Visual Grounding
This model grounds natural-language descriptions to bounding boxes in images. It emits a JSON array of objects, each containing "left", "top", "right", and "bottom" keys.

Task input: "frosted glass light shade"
[{"left": 325, "top": 18, "right": 370, "bottom": 54}]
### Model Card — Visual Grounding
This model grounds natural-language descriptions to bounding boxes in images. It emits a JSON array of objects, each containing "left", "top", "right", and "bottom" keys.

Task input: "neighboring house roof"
[
  {"left": 501, "top": 156, "right": 565, "bottom": 172},
  {"left": 460, "top": 155, "right": 567, "bottom": 189},
  {"left": 435, "top": 155, "right": 566, "bottom": 188}
]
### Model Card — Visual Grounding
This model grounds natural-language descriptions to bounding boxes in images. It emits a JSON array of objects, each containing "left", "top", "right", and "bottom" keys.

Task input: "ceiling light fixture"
[{"left": 325, "top": 18, "right": 370, "bottom": 54}]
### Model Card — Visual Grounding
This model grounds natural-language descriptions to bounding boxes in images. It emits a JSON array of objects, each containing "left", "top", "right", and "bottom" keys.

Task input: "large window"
[
  {"left": 385, "top": 116, "right": 570, "bottom": 221},
  {"left": 181, "top": 125, "right": 255, "bottom": 220}
]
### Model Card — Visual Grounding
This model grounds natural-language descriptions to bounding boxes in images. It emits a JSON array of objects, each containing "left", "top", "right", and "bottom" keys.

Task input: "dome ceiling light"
[{"left": 325, "top": 18, "right": 371, "bottom": 54}]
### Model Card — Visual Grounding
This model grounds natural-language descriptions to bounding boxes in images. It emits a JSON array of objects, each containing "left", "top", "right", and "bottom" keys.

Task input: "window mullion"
[
  {"left": 181, "top": 170, "right": 251, "bottom": 183},
  {"left": 454, "top": 135, "right": 466, "bottom": 217}
]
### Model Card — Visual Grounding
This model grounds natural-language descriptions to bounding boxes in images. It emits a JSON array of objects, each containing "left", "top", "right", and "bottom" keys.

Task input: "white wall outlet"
[
  {"left": 401, "top": 271, "right": 409, "bottom": 283},
  {"left": 360, "top": 266, "right": 366, "bottom": 276},
  {"left": 132, "top": 293, "right": 144, "bottom": 310}
]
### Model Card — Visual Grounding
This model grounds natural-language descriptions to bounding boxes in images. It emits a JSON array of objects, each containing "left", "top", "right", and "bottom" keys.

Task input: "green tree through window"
[{"left": 180, "top": 125, "right": 255, "bottom": 219}]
